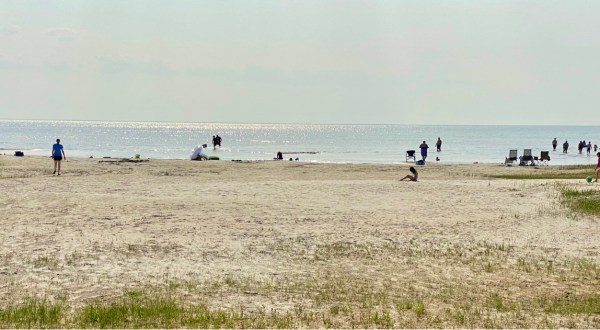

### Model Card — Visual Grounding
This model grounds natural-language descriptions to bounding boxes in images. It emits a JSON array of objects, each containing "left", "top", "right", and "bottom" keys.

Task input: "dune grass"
[
  {"left": 491, "top": 172, "right": 591, "bottom": 180},
  {"left": 489, "top": 164, "right": 596, "bottom": 180},
  {"left": 559, "top": 186, "right": 600, "bottom": 216},
  {"left": 558, "top": 164, "right": 597, "bottom": 170},
  {"left": 0, "top": 299, "right": 63, "bottom": 329},
  {"left": 3, "top": 239, "right": 600, "bottom": 328}
]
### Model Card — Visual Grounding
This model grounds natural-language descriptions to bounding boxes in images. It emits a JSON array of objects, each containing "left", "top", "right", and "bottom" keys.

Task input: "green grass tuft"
[
  {"left": 559, "top": 187, "right": 600, "bottom": 216},
  {"left": 558, "top": 164, "right": 596, "bottom": 170},
  {"left": 79, "top": 294, "right": 181, "bottom": 328},
  {"left": 491, "top": 171, "right": 591, "bottom": 180},
  {"left": 0, "top": 299, "right": 63, "bottom": 328},
  {"left": 542, "top": 294, "right": 600, "bottom": 314}
]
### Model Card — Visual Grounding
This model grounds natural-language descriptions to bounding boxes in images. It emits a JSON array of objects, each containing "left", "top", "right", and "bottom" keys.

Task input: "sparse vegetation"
[
  {"left": 0, "top": 299, "right": 63, "bottom": 328},
  {"left": 2, "top": 238, "right": 600, "bottom": 328},
  {"left": 558, "top": 165, "right": 596, "bottom": 170},
  {"left": 3, "top": 160, "right": 600, "bottom": 328},
  {"left": 559, "top": 186, "right": 600, "bottom": 216},
  {"left": 490, "top": 165, "right": 595, "bottom": 180},
  {"left": 491, "top": 172, "right": 592, "bottom": 180}
]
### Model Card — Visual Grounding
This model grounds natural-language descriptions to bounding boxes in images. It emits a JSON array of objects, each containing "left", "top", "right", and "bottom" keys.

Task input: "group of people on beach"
[
  {"left": 399, "top": 137, "right": 443, "bottom": 182},
  {"left": 417, "top": 137, "right": 442, "bottom": 162},
  {"left": 190, "top": 134, "right": 223, "bottom": 160},
  {"left": 48, "top": 135, "right": 600, "bottom": 183},
  {"left": 554, "top": 138, "right": 597, "bottom": 155}
]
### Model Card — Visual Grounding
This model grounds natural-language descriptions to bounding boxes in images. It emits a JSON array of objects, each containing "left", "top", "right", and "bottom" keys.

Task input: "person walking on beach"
[
  {"left": 552, "top": 138, "right": 557, "bottom": 151},
  {"left": 400, "top": 166, "right": 418, "bottom": 182},
  {"left": 563, "top": 141, "right": 569, "bottom": 153},
  {"left": 419, "top": 141, "right": 429, "bottom": 161},
  {"left": 435, "top": 137, "right": 442, "bottom": 152},
  {"left": 51, "top": 138, "right": 66, "bottom": 175}
]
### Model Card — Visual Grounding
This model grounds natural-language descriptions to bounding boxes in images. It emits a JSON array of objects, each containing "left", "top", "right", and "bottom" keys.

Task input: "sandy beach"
[{"left": 1, "top": 155, "right": 599, "bottom": 327}]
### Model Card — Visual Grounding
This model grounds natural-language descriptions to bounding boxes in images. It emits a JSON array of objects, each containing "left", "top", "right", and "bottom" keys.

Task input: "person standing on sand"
[
  {"left": 419, "top": 141, "right": 429, "bottom": 161},
  {"left": 400, "top": 166, "right": 418, "bottom": 182},
  {"left": 596, "top": 152, "right": 600, "bottom": 182},
  {"left": 436, "top": 137, "right": 442, "bottom": 152},
  {"left": 51, "top": 138, "right": 66, "bottom": 175},
  {"left": 552, "top": 138, "right": 557, "bottom": 151}
]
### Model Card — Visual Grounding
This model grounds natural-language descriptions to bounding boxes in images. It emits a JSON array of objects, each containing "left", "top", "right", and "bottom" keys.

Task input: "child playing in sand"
[{"left": 400, "top": 166, "right": 418, "bottom": 182}]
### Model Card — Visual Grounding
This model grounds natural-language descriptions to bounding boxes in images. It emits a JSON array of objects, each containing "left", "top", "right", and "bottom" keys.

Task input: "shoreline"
[{"left": 2, "top": 153, "right": 598, "bottom": 167}]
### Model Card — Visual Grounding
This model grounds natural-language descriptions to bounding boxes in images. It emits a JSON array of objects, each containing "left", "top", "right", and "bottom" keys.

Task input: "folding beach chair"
[
  {"left": 538, "top": 151, "right": 550, "bottom": 165},
  {"left": 406, "top": 150, "right": 416, "bottom": 162},
  {"left": 504, "top": 149, "right": 518, "bottom": 166},
  {"left": 519, "top": 149, "right": 534, "bottom": 166}
]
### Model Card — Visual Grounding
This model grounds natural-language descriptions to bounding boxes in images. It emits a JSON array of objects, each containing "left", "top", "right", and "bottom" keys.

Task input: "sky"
[{"left": 1, "top": 0, "right": 599, "bottom": 125}]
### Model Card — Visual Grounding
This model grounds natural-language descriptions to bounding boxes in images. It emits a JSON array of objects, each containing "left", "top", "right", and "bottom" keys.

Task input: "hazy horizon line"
[{"left": 1, "top": 117, "right": 599, "bottom": 127}]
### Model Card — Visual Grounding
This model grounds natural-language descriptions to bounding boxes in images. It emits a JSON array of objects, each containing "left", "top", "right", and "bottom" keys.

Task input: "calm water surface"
[{"left": 0, "top": 120, "right": 598, "bottom": 165}]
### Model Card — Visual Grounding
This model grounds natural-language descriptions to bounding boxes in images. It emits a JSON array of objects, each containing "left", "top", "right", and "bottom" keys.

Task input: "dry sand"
[{"left": 1, "top": 155, "right": 599, "bottom": 327}]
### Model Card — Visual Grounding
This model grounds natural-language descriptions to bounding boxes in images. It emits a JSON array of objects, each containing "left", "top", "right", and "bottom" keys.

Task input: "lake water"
[{"left": 0, "top": 120, "right": 598, "bottom": 165}]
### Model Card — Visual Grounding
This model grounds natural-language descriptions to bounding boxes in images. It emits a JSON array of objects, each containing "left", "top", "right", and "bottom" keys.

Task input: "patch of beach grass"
[
  {"left": 29, "top": 255, "right": 60, "bottom": 270},
  {"left": 559, "top": 186, "right": 600, "bottom": 216},
  {"left": 0, "top": 299, "right": 63, "bottom": 328},
  {"left": 491, "top": 171, "right": 592, "bottom": 180},
  {"left": 558, "top": 164, "right": 596, "bottom": 170},
  {"left": 79, "top": 293, "right": 183, "bottom": 328},
  {"left": 4, "top": 237, "right": 600, "bottom": 328},
  {"left": 2, "top": 269, "right": 600, "bottom": 328},
  {"left": 537, "top": 294, "right": 600, "bottom": 316}
]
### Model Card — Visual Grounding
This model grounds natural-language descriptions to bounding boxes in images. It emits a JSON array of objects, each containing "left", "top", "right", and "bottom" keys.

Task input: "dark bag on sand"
[{"left": 14, "top": 151, "right": 24, "bottom": 157}]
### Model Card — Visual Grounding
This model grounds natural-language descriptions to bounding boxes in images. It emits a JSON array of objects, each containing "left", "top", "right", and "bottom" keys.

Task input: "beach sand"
[{"left": 1, "top": 155, "right": 599, "bottom": 327}]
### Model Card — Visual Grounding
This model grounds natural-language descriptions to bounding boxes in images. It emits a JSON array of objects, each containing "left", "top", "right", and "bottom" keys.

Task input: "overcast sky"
[{"left": 1, "top": 1, "right": 599, "bottom": 125}]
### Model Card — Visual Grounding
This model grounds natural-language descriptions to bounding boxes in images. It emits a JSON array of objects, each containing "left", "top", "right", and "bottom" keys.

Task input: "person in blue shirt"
[
  {"left": 51, "top": 138, "right": 66, "bottom": 175},
  {"left": 419, "top": 141, "right": 429, "bottom": 162}
]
